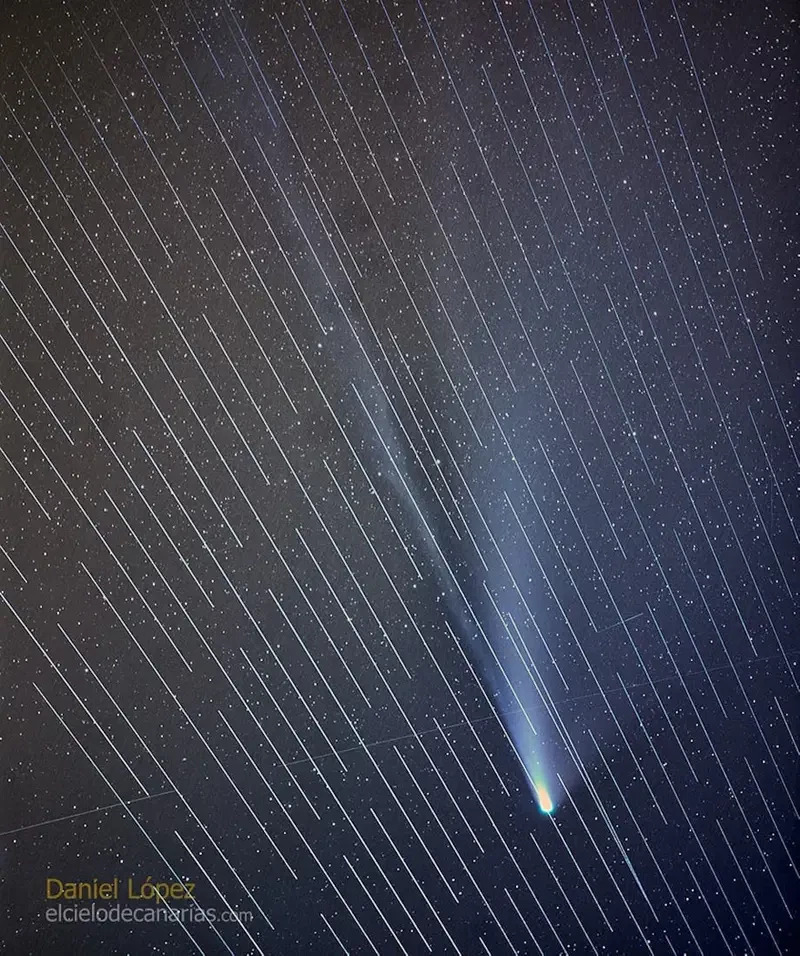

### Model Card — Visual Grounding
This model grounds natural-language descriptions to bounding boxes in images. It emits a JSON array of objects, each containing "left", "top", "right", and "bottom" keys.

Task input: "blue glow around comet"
[
  {"left": 502, "top": 687, "right": 561, "bottom": 813},
  {"left": 362, "top": 386, "right": 566, "bottom": 815}
]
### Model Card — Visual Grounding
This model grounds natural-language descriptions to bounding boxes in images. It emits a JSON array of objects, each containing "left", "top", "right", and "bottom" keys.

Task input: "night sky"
[{"left": 1, "top": 0, "right": 798, "bottom": 953}]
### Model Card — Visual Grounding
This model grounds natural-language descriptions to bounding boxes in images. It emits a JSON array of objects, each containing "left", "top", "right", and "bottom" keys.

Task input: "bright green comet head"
[{"left": 534, "top": 782, "right": 555, "bottom": 814}]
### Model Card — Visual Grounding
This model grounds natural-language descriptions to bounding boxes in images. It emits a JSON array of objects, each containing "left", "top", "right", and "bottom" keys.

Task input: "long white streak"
[
  {"left": 217, "top": 712, "right": 382, "bottom": 955},
  {"left": 2, "top": 97, "right": 128, "bottom": 300},
  {"left": 174, "top": 831, "right": 267, "bottom": 956},
  {"left": 717, "top": 822, "right": 782, "bottom": 955},
  {"left": 32, "top": 683, "right": 213, "bottom": 955},
  {"left": 488, "top": 0, "right": 584, "bottom": 231},
  {"left": 670, "top": 0, "right": 763, "bottom": 276},
  {"left": 565, "top": 0, "right": 624, "bottom": 153},
  {"left": 50, "top": 49, "right": 173, "bottom": 261},
  {"left": 3, "top": 596, "right": 150, "bottom": 796},
  {"left": 0, "top": 329, "right": 74, "bottom": 443},
  {"left": 0, "top": 444, "right": 52, "bottom": 519},
  {"left": 394, "top": 746, "right": 519, "bottom": 954},
  {"left": 82, "top": 565, "right": 299, "bottom": 879},
  {"left": 0, "top": 222, "right": 104, "bottom": 382},
  {"left": 370, "top": 810, "right": 461, "bottom": 954},
  {"left": 299, "top": 0, "right": 395, "bottom": 202},
  {"left": 108, "top": 0, "right": 182, "bottom": 131},
  {"left": 342, "top": 855, "right": 410, "bottom": 956},
  {"left": 0, "top": 543, "right": 27, "bottom": 584},
  {"left": 56, "top": 625, "right": 277, "bottom": 932}
]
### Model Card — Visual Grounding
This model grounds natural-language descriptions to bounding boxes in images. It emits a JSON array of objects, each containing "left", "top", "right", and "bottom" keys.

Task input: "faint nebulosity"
[{"left": 1, "top": 0, "right": 797, "bottom": 953}]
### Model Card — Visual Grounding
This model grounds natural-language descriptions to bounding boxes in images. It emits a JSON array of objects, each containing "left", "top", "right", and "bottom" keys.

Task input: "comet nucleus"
[{"left": 535, "top": 783, "right": 555, "bottom": 814}]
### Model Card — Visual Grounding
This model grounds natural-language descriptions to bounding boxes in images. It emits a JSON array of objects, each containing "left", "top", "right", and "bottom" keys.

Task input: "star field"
[{"left": 1, "top": 1, "right": 798, "bottom": 953}]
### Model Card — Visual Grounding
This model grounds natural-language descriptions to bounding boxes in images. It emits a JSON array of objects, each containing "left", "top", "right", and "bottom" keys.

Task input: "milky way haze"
[{"left": 1, "top": 0, "right": 798, "bottom": 953}]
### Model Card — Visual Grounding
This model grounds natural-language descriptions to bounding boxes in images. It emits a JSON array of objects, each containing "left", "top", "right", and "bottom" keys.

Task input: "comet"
[
  {"left": 534, "top": 782, "right": 554, "bottom": 815},
  {"left": 361, "top": 382, "right": 566, "bottom": 818}
]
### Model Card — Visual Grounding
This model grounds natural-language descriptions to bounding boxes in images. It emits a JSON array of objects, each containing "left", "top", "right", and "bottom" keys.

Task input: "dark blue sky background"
[{"left": 1, "top": 1, "right": 797, "bottom": 953}]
